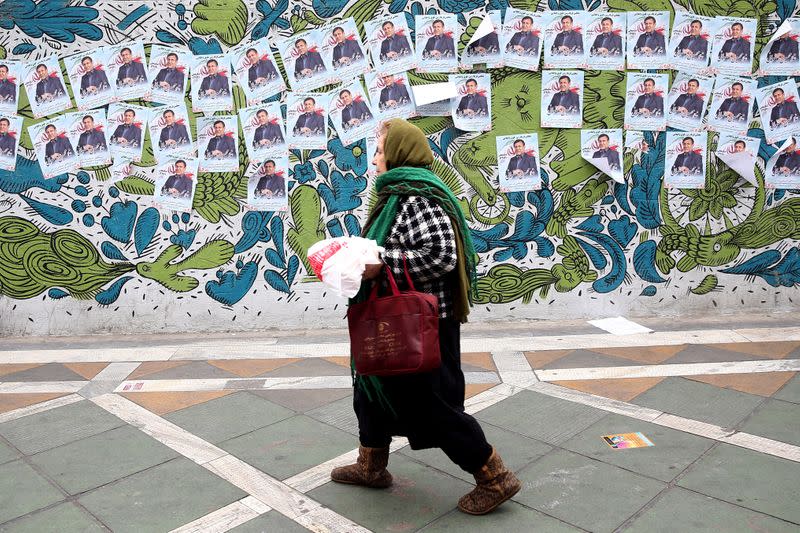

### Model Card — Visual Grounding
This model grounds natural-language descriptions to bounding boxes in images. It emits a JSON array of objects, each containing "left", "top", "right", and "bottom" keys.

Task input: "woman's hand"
[{"left": 362, "top": 262, "right": 384, "bottom": 280}]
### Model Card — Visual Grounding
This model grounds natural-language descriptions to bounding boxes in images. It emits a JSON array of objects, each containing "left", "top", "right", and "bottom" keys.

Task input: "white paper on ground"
[
  {"left": 588, "top": 316, "right": 653, "bottom": 335},
  {"left": 412, "top": 82, "right": 457, "bottom": 106},
  {"left": 469, "top": 13, "right": 495, "bottom": 44}
]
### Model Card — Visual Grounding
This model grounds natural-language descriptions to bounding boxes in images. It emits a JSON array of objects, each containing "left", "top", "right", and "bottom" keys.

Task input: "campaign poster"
[
  {"left": 581, "top": 129, "right": 623, "bottom": 183},
  {"left": 766, "top": 136, "right": 800, "bottom": 189},
  {"left": 247, "top": 155, "right": 289, "bottom": 211},
  {"left": 364, "top": 14, "right": 416, "bottom": 77},
  {"left": 287, "top": 92, "right": 330, "bottom": 149},
  {"left": 0, "top": 60, "right": 22, "bottom": 115},
  {"left": 415, "top": 14, "right": 460, "bottom": 73},
  {"left": 190, "top": 54, "right": 233, "bottom": 114},
  {"left": 707, "top": 76, "right": 755, "bottom": 135},
  {"left": 149, "top": 103, "right": 194, "bottom": 163},
  {"left": 108, "top": 157, "right": 135, "bottom": 187},
  {"left": 716, "top": 132, "right": 759, "bottom": 186},
  {"left": 66, "top": 109, "right": 111, "bottom": 168},
  {"left": 106, "top": 41, "right": 148, "bottom": 101},
  {"left": 451, "top": 73, "right": 491, "bottom": 132},
  {"left": 154, "top": 156, "right": 198, "bottom": 212},
  {"left": 501, "top": 8, "right": 543, "bottom": 71},
  {"left": 107, "top": 103, "right": 148, "bottom": 162},
  {"left": 0, "top": 113, "right": 22, "bottom": 170},
  {"left": 29, "top": 117, "right": 79, "bottom": 177},
  {"left": 668, "top": 13, "right": 716, "bottom": 72},
  {"left": 365, "top": 71, "right": 416, "bottom": 122},
  {"left": 239, "top": 102, "right": 286, "bottom": 164},
  {"left": 496, "top": 134, "right": 541, "bottom": 192},
  {"left": 63, "top": 49, "right": 114, "bottom": 111},
  {"left": 541, "top": 70, "right": 583, "bottom": 129},
  {"left": 279, "top": 30, "right": 331, "bottom": 92},
  {"left": 585, "top": 12, "right": 626, "bottom": 71},
  {"left": 330, "top": 81, "right": 377, "bottom": 146},
  {"left": 666, "top": 73, "right": 713, "bottom": 132},
  {"left": 624, "top": 131, "right": 651, "bottom": 170},
  {"left": 24, "top": 56, "right": 72, "bottom": 118},
  {"left": 624, "top": 73, "right": 668, "bottom": 132},
  {"left": 462, "top": 10, "right": 503, "bottom": 68},
  {"left": 665, "top": 131, "right": 707, "bottom": 189},
  {"left": 710, "top": 17, "right": 756, "bottom": 76},
  {"left": 197, "top": 115, "right": 238, "bottom": 173},
  {"left": 626, "top": 11, "right": 670, "bottom": 70},
  {"left": 758, "top": 18, "right": 800, "bottom": 76},
  {"left": 542, "top": 11, "right": 587, "bottom": 69},
  {"left": 366, "top": 135, "right": 378, "bottom": 179},
  {"left": 757, "top": 80, "right": 800, "bottom": 145},
  {"left": 412, "top": 82, "right": 455, "bottom": 117},
  {"left": 147, "top": 45, "right": 189, "bottom": 105},
  {"left": 230, "top": 38, "right": 285, "bottom": 105},
  {"left": 321, "top": 18, "right": 369, "bottom": 83}
]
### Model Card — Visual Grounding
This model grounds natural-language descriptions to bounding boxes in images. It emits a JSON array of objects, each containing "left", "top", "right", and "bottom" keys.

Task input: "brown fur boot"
[
  {"left": 330, "top": 446, "right": 393, "bottom": 488},
  {"left": 458, "top": 448, "right": 522, "bottom": 515}
]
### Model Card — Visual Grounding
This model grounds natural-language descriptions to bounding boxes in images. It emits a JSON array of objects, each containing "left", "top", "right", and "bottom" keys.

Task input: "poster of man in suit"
[
  {"left": 287, "top": 92, "right": 330, "bottom": 150},
  {"left": 757, "top": 79, "right": 800, "bottom": 145},
  {"left": 108, "top": 103, "right": 148, "bottom": 162},
  {"left": 154, "top": 157, "right": 199, "bottom": 213},
  {"left": 365, "top": 15, "right": 415, "bottom": 77},
  {"left": 280, "top": 31, "right": 331, "bottom": 92},
  {"left": 541, "top": 70, "right": 583, "bottom": 129},
  {"left": 67, "top": 110, "right": 111, "bottom": 167},
  {"left": 711, "top": 17, "right": 756, "bottom": 76},
  {"left": 29, "top": 117, "right": 79, "bottom": 177},
  {"left": 0, "top": 114, "right": 22, "bottom": 171},
  {"left": 148, "top": 103, "right": 194, "bottom": 163},
  {"left": 624, "top": 73, "right": 668, "bottom": 131},
  {"left": 330, "top": 82, "right": 377, "bottom": 146},
  {"left": 667, "top": 74, "right": 713, "bottom": 131},
  {"left": 416, "top": 14, "right": 459, "bottom": 72},
  {"left": 247, "top": 155, "right": 289, "bottom": 211},
  {"left": 759, "top": 19, "right": 800, "bottom": 76},
  {"left": 496, "top": 134, "right": 541, "bottom": 192},
  {"left": 626, "top": 11, "right": 670, "bottom": 70},
  {"left": 586, "top": 13, "right": 625, "bottom": 70},
  {"left": 707, "top": 76, "right": 755, "bottom": 135},
  {"left": 716, "top": 132, "right": 759, "bottom": 186},
  {"left": 366, "top": 71, "right": 415, "bottom": 121},
  {"left": 0, "top": 61, "right": 21, "bottom": 115},
  {"left": 190, "top": 55, "right": 233, "bottom": 113},
  {"left": 766, "top": 136, "right": 800, "bottom": 189},
  {"left": 665, "top": 132, "right": 707, "bottom": 189},
  {"left": 64, "top": 50, "right": 114, "bottom": 111},
  {"left": 240, "top": 102, "right": 286, "bottom": 164},
  {"left": 321, "top": 18, "right": 369, "bottom": 83},
  {"left": 451, "top": 74, "right": 491, "bottom": 132},
  {"left": 24, "top": 56, "right": 71, "bottom": 118},
  {"left": 669, "top": 13, "right": 717, "bottom": 71},
  {"left": 198, "top": 115, "right": 238, "bottom": 173},
  {"left": 147, "top": 46, "right": 188, "bottom": 105},
  {"left": 231, "top": 38, "right": 285, "bottom": 105},
  {"left": 543, "top": 11, "right": 587, "bottom": 68},
  {"left": 106, "top": 41, "right": 148, "bottom": 101},
  {"left": 501, "top": 8, "right": 543, "bottom": 71},
  {"left": 463, "top": 10, "right": 503, "bottom": 68},
  {"left": 581, "top": 129, "right": 623, "bottom": 183}
]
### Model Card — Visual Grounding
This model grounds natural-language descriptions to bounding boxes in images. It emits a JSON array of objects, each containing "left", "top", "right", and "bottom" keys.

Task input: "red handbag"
[{"left": 347, "top": 263, "right": 441, "bottom": 376}]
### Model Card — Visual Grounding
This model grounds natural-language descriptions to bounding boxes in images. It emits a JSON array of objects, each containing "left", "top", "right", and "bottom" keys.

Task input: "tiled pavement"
[{"left": 1, "top": 324, "right": 799, "bottom": 532}]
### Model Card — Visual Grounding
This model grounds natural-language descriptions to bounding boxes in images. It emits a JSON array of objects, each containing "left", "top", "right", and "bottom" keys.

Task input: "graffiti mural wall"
[{"left": 0, "top": 0, "right": 798, "bottom": 336}]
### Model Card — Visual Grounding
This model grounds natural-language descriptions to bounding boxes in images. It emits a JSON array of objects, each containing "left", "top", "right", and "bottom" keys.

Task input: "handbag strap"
[
  {"left": 367, "top": 257, "right": 416, "bottom": 299},
  {"left": 401, "top": 255, "right": 416, "bottom": 291}
]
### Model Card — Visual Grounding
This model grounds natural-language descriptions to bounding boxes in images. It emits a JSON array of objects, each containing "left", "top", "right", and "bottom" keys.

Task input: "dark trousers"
[{"left": 354, "top": 318, "right": 493, "bottom": 474}]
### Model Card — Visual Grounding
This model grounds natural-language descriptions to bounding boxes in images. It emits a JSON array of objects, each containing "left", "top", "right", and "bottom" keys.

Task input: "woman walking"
[{"left": 331, "top": 119, "right": 521, "bottom": 515}]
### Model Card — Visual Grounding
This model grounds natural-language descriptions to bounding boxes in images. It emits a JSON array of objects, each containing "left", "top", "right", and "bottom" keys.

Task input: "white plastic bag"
[{"left": 307, "top": 237, "right": 384, "bottom": 297}]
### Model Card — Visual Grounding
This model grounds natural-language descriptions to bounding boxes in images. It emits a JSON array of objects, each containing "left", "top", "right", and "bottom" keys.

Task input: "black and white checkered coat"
[{"left": 381, "top": 195, "right": 457, "bottom": 318}]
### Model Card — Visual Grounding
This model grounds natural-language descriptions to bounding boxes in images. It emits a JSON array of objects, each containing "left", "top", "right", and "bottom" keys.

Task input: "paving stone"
[
  {"left": 0, "top": 394, "right": 67, "bottom": 415},
  {"left": 631, "top": 377, "right": 763, "bottom": 428},
  {"left": 687, "top": 372, "right": 796, "bottom": 397},
  {"left": 420, "top": 502, "right": 582, "bottom": 532},
  {"left": 0, "top": 400, "right": 125, "bottom": 455},
  {"left": 0, "top": 502, "right": 106, "bottom": 533},
  {"left": 121, "top": 391, "right": 233, "bottom": 416},
  {"left": 539, "top": 349, "right": 641, "bottom": 369},
  {"left": 309, "top": 452, "right": 472, "bottom": 532},
  {"left": 475, "top": 390, "right": 608, "bottom": 445},
  {"left": 305, "top": 395, "right": 359, "bottom": 435},
  {"left": 258, "top": 358, "right": 351, "bottom": 377},
  {"left": 624, "top": 486, "right": 798, "bottom": 533},
  {"left": 220, "top": 415, "right": 357, "bottom": 480},
  {"left": 0, "top": 460, "right": 64, "bottom": 524},
  {"left": 773, "top": 374, "right": 800, "bottom": 404},
  {"left": 78, "top": 457, "right": 246, "bottom": 533},
  {"left": 677, "top": 443, "right": 800, "bottom": 524},
  {"left": 663, "top": 344, "right": 771, "bottom": 364},
  {"left": 133, "top": 361, "right": 238, "bottom": 380},
  {"left": 737, "top": 399, "right": 800, "bottom": 446},
  {"left": 552, "top": 377, "right": 664, "bottom": 402},
  {"left": 0, "top": 363, "right": 86, "bottom": 382},
  {"left": 400, "top": 422, "right": 552, "bottom": 483},
  {"left": 29, "top": 425, "right": 179, "bottom": 495},
  {"left": 590, "top": 345, "right": 685, "bottom": 364},
  {"left": 164, "top": 392, "right": 294, "bottom": 444},
  {"left": 0, "top": 440, "right": 20, "bottom": 465},
  {"left": 228, "top": 510, "right": 309, "bottom": 533},
  {"left": 250, "top": 388, "right": 353, "bottom": 413},
  {"left": 512, "top": 449, "right": 665, "bottom": 533},
  {"left": 712, "top": 341, "right": 800, "bottom": 359},
  {"left": 561, "top": 413, "right": 714, "bottom": 482}
]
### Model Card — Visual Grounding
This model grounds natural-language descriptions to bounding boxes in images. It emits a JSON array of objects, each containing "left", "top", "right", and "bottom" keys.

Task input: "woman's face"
[{"left": 373, "top": 133, "right": 388, "bottom": 175}]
